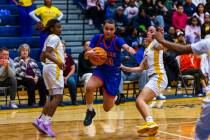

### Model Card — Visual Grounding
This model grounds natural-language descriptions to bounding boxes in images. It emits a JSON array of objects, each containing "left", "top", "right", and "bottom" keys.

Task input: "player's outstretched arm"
[
  {"left": 122, "top": 44, "right": 136, "bottom": 55},
  {"left": 154, "top": 31, "right": 193, "bottom": 54}
]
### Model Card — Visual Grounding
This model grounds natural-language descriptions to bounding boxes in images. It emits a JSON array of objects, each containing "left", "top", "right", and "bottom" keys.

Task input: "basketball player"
[
  {"left": 32, "top": 19, "right": 65, "bottom": 137},
  {"left": 83, "top": 19, "right": 136, "bottom": 126},
  {"left": 154, "top": 32, "right": 210, "bottom": 140},
  {"left": 121, "top": 26, "right": 168, "bottom": 136}
]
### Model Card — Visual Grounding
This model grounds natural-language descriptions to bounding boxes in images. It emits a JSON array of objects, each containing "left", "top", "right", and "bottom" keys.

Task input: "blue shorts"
[{"left": 92, "top": 68, "right": 121, "bottom": 97}]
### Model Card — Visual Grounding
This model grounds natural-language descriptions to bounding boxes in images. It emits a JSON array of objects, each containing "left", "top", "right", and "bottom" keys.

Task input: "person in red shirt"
[{"left": 63, "top": 51, "right": 77, "bottom": 105}]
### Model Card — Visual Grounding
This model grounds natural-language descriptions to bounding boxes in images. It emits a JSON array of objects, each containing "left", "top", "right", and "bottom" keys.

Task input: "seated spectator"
[
  {"left": 122, "top": 0, "right": 130, "bottom": 9},
  {"left": 205, "top": 1, "right": 210, "bottom": 13},
  {"left": 193, "top": 3, "right": 207, "bottom": 25},
  {"left": 63, "top": 50, "right": 77, "bottom": 105},
  {"left": 164, "top": 26, "right": 176, "bottom": 42},
  {"left": 185, "top": 16, "right": 201, "bottom": 43},
  {"left": 0, "top": 48, "right": 18, "bottom": 108},
  {"left": 184, "top": 0, "right": 196, "bottom": 17},
  {"left": 155, "top": 0, "right": 168, "bottom": 27},
  {"left": 118, "top": 39, "right": 148, "bottom": 101},
  {"left": 14, "top": 44, "right": 47, "bottom": 107},
  {"left": 86, "top": 0, "right": 104, "bottom": 27},
  {"left": 12, "top": 0, "right": 35, "bottom": 36},
  {"left": 201, "top": 12, "right": 210, "bottom": 38},
  {"left": 78, "top": 41, "right": 93, "bottom": 87},
  {"left": 112, "top": 6, "right": 128, "bottom": 37},
  {"left": 133, "top": 6, "right": 151, "bottom": 32},
  {"left": 124, "top": 0, "right": 139, "bottom": 23},
  {"left": 78, "top": 40, "right": 103, "bottom": 96},
  {"left": 172, "top": 3, "right": 188, "bottom": 31},
  {"left": 125, "top": 27, "right": 139, "bottom": 48},
  {"left": 192, "top": 0, "right": 206, "bottom": 6}
]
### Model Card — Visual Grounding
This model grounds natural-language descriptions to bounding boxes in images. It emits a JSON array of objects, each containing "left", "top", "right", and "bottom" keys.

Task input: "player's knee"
[
  {"left": 86, "top": 85, "right": 96, "bottom": 93},
  {"left": 103, "top": 105, "right": 111, "bottom": 112}
]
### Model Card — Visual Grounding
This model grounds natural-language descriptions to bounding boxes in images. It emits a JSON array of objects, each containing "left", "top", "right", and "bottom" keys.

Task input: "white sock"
[
  {"left": 87, "top": 104, "right": 93, "bottom": 111},
  {"left": 145, "top": 116, "right": 154, "bottom": 122},
  {"left": 43, "top": 115, "right": 52, "bottom": 124},
  {"left": 114, "top": 96, "right": 118, "bottom": 102}
]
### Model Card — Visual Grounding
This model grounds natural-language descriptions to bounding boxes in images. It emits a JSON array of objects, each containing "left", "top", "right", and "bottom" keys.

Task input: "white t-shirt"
[{"left": 191, "top": 38, "right": 210, "bottom": 86}]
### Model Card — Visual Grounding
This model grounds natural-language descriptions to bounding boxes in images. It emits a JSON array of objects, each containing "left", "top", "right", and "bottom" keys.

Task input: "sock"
[
  {"left": 87, "top": 104, "right": 93, "bottom": 111},
  {"left": 114, "top": 95, "right": 118, "bottom": 102},
  {"left": 43, "top": 115, "right": 52, "bottom": 124},
  {"left": 145, "top": 116, "right": 154, "bottom": 122}
]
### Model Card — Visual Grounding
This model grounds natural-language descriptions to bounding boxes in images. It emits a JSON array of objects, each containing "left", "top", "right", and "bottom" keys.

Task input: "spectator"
[
  {"left": 78, "top": 41, "right": 93, "bottom": 90},
  {"left": 29, "top": 0, "right": 63, "bottom": 54},
  {"left": 164, "top": 26, "right": 176, "bottom": 42},
  {"left": 192, "top": 0, "right": 206, "bottom": 6},
  {"left": 125, "top": 26, "right": 139, "bottom": 48},
  {"left": 172, "top": 3, "right": 188, "bottom": 30},
  {"left": 201, "top": 12, "right": 210, "bottom": 38},
  {"left": 133, "top": 6, "right": 151, "bottom": 32},
  {"left": 12, "top": 0, "right": 35, "bottom": 36},
  {"left": 193, "top": 3, "right": 207, "bottom": 24},
  {"left": 104, "top": 0, "right": 117, "bottom": 19},
  {"left": 185, "top": 16, "right": 201, "bottom": 43},
  {"left": 63, "top": 50, "right": 77, "bottom": 105},
  {"left": 124, "top": 0, "right": 139, "bottom": 23},
  {"left": 205, "top": 0, "right": 210, "bottom": 13},
  {"left": 14, "top": 44, "right": 47, "bottom": 107},
  {"left": 184, "top": 0, "right": 197, "bottom": 17},
  {"left": 141, "top": 0, "right": 156, "bottom": 19},
  {"left": 0, "top": 48, "right": 18, "bottom": 108},
  {"left": 122, "top": 0, "right": 130, "bottom": 9},
  {"left": 155, "top": 0, "right": 168, "bottom": 27},
  {"left": 86, "top": 0, "right": 104, "bottom": 27},
  {"left": 112, "top": 6, "right": 128, "bottom": 37}
]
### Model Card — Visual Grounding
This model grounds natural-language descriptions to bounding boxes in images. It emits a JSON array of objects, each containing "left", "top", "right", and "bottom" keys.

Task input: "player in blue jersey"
[{"left": 83, "top": 19, "right": 136, "bottom": 126}]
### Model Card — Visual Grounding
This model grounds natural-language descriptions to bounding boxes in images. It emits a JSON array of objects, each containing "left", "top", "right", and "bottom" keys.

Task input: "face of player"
[
  {"left": 44, "top": 0, "right": 52, "bottom": 7},
  {"left": 103, "top": 23, "right": 116, "bottom": 39},
  {"left": 147, "top": 26, "right": 156, "bottom": 40},
  {"left": 51, "top": 23, "right": 62, "bottom": 36},
  {"left": 20, "top": 48, "right": 29, "bottom": 59},
  {"left": 1, "top": 50, "right": 9, "bottom": 60}
]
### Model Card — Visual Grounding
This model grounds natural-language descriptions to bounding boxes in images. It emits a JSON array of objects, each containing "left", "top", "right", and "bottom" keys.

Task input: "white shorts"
[
  {"left": 43, "top": 64, "right": 64, "bottom": 90},
  {"left": 48, "top": 88, "right": 64, "bottom": 95},
  {"left": 145, "top": 73, "right": 168, "bottom": 96}
]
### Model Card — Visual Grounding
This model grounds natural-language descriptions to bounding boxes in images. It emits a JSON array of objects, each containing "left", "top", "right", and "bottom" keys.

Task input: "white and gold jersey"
[
  {"left": 144, "top": 39, "right": 168, "bottom": 95},
  {"left": 42, "top": 34, "right": 65, "bottom": 90}
]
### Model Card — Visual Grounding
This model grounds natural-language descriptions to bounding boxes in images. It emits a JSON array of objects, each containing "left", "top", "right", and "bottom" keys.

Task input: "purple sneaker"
[
  {"left": 41, "top": 122, "right": 56, "bottom": 137},
  {"left": 32, "top": 118, "right": 46, "bottom": 134}
]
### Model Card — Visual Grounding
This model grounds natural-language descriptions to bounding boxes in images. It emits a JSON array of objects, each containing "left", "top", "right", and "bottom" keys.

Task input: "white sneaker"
[
  {"left": 158, "top": 94, "right": 166, "bottom": 100},
  {"left": 10, "top": 102, "right": 18, "bottom": 109}
]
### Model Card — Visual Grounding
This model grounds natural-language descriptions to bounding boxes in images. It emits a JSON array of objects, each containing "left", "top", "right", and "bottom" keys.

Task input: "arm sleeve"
[
  {"left": 29, "top": 10, "right": 41, "bottom": 22},
  {"left": 191, "top": 39, "right": 209, "bottom": 55},
  {"left": 57, "top": 12, "right": 63, "bottom": 21},
  {"left": 7, "top": 59, "right": 16, "bottom": 77},
  {"left": 115, "top": 37, "right": 126, "bottom": 50}
]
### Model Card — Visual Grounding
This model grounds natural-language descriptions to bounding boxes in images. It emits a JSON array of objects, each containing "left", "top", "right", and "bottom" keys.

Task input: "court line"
[
  {"left": 159, "top": 130, "right": 194, "bottom": 140},
  {"left": 158, "top": 121, "right": 196, "bottom": 126}
]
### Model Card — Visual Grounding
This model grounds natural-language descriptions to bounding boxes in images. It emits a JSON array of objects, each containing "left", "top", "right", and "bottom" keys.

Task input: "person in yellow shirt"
[
  {"left": 29, "top": 0, "right": 63, "bottom": 54},
  {"left": 13, "top": 0, "right": 35, "bottom": 36}
]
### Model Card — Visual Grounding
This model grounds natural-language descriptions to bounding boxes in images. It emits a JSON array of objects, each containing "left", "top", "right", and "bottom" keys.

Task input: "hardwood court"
[{"left": 0, "top": 97, "right": 208, "bottom": 140}]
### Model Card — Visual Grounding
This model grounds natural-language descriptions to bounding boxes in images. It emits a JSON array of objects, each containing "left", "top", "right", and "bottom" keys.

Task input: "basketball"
[{"left": 89, "top": 47, "right": 107, "bottom": 65}]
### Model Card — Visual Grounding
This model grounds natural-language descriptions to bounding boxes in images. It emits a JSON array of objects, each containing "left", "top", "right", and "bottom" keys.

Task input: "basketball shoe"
[
  {"left": 137, "top": 122, "right": 159, "bottom": 136},
  {"left": 83, "top": 109, "right": 96, "bottom": 126}
]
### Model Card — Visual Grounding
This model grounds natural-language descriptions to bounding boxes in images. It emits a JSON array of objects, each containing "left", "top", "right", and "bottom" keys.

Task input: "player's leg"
[
  {"left": 195, "top": 102, "right": 210, "bottom": 140},
  {"left": 103, "top": 90, "right": 116, "bottom": 112},
  {"left": 84, "top": 76, "right": 103, "bottom": 126},
  {"left": 136, "top": 87, "right": 159, "bottom": 136}
]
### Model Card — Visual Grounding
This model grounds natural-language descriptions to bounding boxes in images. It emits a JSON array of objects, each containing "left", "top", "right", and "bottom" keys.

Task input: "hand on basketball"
[{"left": 86, "top": 49, "right": 100, "bottom": 60}]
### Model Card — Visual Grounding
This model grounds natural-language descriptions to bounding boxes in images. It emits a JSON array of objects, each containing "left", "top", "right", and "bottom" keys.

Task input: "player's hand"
[
  {"left": 57, "top": 62, "right": 65, "bottom": 70},
  {"left": 36, "top": 22, "right": 44, "bottom": 30},
  {"left": 64, "top": 77, "right": 68, "bottom": 85},
  {"left": 86, "top": 49, "right": 99, "bottom": 60},
  {"left": 33, "top": 76, "right": 38, "bottom": 84},
  {"left": 154, "top": 31, "right": 164, "bottom": 43},
  {"left": 1, "top": 59, "right": 9, "bottom": 68},
  {"left": 120, "top": 64, "right": 127, "bottom": 72}
]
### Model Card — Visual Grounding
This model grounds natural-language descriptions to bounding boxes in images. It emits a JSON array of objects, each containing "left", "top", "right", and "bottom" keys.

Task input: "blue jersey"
[{"left": 89, "top": 34, "right": 126, "bottom": 73}]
